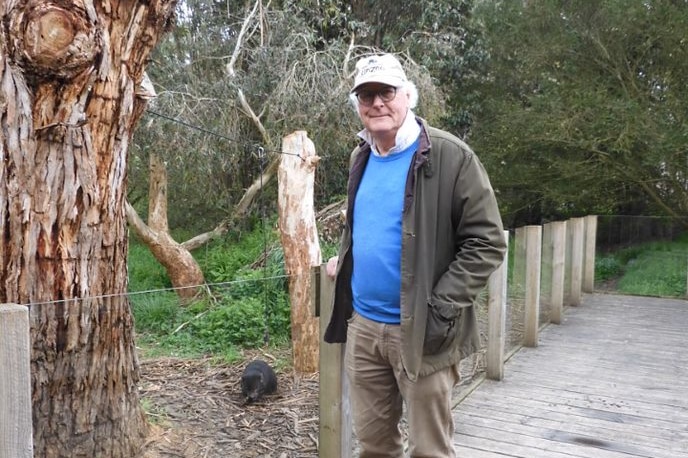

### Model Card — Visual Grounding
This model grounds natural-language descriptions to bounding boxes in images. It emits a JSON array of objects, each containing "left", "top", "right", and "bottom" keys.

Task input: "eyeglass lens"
[{"left": 357, "top": 87, "right": 397, "bottom": 106}]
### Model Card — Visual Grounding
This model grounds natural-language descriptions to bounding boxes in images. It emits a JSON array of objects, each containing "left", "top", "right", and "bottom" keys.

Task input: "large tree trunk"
[{"left": 0, "top": 2, "right": 176, "bottom": 457}]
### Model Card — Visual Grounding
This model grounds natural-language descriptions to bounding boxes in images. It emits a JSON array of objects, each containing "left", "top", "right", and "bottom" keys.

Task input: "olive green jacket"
[{"left": 324, "top": 117, "right": 506, "bottom": 381}]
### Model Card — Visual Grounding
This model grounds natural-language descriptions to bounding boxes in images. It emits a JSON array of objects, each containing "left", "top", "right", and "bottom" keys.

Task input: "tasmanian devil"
[{"left": 241, "top": 359, "right": 278, "bottom": 403}]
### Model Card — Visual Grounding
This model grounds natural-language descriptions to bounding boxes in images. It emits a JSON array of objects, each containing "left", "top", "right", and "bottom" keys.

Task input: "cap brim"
[{"left": 351, "top": 76, "right": 406, "bottom": 93}]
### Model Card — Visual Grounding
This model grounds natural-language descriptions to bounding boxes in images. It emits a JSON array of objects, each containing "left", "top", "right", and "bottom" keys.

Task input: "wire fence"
[
  {"left": 13, "top": 213, "right": 685, "bottom": 385},
  {"left": 597, "top": 214, "right": 686, "bottom": 251},
  {"left": 4, "top": 214, "right": 687, "bottom": 457}
]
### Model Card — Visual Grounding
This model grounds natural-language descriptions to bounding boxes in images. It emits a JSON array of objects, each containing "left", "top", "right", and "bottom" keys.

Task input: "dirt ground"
[
  {"left": 139, "top": 350, "right": 320, "bottom": 458},
  {"left": 137, "top": 348, "right": 483, "bottom": 458}
]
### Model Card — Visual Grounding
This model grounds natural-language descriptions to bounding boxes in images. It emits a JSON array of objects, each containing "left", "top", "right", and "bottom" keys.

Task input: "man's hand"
[{"left": 325, "top": 256, "right": 339, "bottom": 279}]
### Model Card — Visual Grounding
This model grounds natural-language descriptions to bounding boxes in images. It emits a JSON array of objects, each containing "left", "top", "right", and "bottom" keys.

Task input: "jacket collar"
[{"left": 348, "top": 117, "right": 433, "bottom": 222}]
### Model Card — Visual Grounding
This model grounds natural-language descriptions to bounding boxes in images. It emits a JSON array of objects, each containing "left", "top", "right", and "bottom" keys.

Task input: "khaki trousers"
[{"left": 345, "top": 313, "right": 459, "bottom": 458}]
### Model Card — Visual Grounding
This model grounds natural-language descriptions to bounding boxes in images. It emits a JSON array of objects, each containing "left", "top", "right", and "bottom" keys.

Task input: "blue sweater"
[{"left": 351, "top": 138, "right": 419, "bottom": 324}]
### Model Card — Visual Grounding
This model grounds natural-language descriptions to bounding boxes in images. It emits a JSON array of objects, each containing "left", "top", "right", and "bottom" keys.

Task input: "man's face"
[{"left": 355, "top": 83, "right": 410, "bottom": 141}]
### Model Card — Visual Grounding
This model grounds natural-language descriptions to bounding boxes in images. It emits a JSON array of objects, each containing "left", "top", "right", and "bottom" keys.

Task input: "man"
[{"left": 323, "top": 53, "right": 506, "bottom": 457}]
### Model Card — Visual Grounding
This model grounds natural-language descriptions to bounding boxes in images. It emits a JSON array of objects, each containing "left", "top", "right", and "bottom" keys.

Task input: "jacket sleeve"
[{"left": 431, "top": 152, "right": 507, "bottom": 311}]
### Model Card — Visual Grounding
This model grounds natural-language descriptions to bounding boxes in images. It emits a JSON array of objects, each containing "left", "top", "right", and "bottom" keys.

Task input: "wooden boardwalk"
[{"left": 453, "top": 293, "right": 688, "bottom": 458}]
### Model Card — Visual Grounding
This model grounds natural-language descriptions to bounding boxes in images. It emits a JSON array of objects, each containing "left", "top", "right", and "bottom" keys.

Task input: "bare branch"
[
  {"left": 226, "top": 0, "right": 273, "bottom": 147},
  {"left": 125, "top": 201, "right": 157, "bottom": 243},
  {"left": 182, "top": 221, "right": 230, "bottom": 251},
  {"left": 226, "top": 0, "right": 261, "bottom": 78}
]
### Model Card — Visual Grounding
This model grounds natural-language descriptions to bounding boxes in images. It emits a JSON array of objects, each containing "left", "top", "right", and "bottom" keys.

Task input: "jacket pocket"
[{"left": 423, "top": 302, "right": 460, "bottom": 356}]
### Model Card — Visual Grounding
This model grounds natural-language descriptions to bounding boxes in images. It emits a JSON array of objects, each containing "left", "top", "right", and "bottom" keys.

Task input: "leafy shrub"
[
  {"left": 223, "top": 260, "right": 291, "bottom": 345},
  {"left": 595, "top": 255, "right": 623, "bottom": 282},
  {"left": 615, "top": 246, "right": 644, "bottom": 265},
  {"left": 130, "top": 222, "right": 300, "bottom": 355},
  {"left": 192, "top": 297, "right": 269, "bottom": 348},
  {"left": 199, "top": 228, "right": 276, "bottom": 284}
]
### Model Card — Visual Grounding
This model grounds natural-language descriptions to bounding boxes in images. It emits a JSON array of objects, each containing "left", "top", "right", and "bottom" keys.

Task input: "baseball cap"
[{"left": 351, "top": 54, "right": 408, "bottom": 93}]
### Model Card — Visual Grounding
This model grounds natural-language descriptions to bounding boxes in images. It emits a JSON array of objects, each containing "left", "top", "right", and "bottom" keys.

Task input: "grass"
[
  {"left": 595, "top": 234, "right": 688, "bottom": 297},
  {"left": 128, "top": 224, "right": 297, "bottom": 361}
]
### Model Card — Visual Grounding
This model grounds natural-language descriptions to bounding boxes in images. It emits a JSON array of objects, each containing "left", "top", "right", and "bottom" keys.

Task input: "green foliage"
[
  {"left": 198, "top": 229, "right": 273, "bottom": 284},
  {"left": 191, "top": 297, "right": 267, "bottom": 348},
  {"left": 618, "top": 252, "right": 686, "bottom": 297},
  {"left": 614, "top": 246, "right": 645, "bottom": 266},
  {"left": 131, "top": 293, "right": 218, "bottom": 358},
  {"left": 222, "top": 259, "right": 291, "bottom": 345},
  {"left": 131, "top": 224, "right": 292, "bottom": 358},
  {"left": 128, "top": 239, "right": 172, "bottom": 292},
  {"left": 597, "top": 236, "right": 688, "bottom": 297},
  {"left": 595, "top": 255, "right": 622, "bottom": 283},
  {"left": 131, "top": 292, "right": 181, "bottom": 334},
  {"left": 320, "top": 240, "right": 341, "bottom": 261},
  {"left": 470, "top": 0, "right": 688, "bottom": 226}
]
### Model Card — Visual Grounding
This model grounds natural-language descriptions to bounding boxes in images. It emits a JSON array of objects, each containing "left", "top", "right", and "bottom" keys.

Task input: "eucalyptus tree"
[
  {"left": 0, "top": 1, "right": 176, "bottom": 456},
  {"left": 130, "top": 0, "right": 446, "bottom": 234},
  {"left": 470, "top": 0, "right": 688, "bottom": 226},
  {"left": 132, "top": 0, "right": 355, "bottom": 233},
  {"left": 288, "top": 0, "right": 485, "bottom": 137}
]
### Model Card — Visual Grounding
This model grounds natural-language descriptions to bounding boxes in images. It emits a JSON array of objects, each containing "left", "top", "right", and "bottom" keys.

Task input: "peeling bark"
[
  {"left": 278, "top": 131, "right": 321, "bottom": 373},
  {"left": 0, "top": 1, "right": 176, "bottom": 457}
]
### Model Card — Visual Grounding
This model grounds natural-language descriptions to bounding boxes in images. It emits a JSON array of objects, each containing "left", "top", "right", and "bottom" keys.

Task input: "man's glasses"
[{"left": 355, "top": 87, "right": 397, "bottom": 106}]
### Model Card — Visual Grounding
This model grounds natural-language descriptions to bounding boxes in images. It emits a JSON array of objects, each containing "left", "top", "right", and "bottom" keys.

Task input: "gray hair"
[{"left": 348, "top": 80, "right": 419, "bottom": 111}]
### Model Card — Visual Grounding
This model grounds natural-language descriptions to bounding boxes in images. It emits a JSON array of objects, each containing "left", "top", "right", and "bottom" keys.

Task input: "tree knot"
[{"left": 7, "top": 3, "right": 100, "bottom": 81}]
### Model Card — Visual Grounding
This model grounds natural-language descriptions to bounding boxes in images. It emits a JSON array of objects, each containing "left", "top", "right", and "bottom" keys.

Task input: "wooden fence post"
[
  {"left": 279, "top": 131, "right": 322, "bottom": 373},
  {"left": 569, "top": 217, "right": 585, "bottom": 306},
  {"left": 316, "top": 266, "right": 351, "bottom": 458},
  {"left": 0, "top": 304, "right": 34, "bottom": 458},
  {"left": 549, "top": 221, "right": 567, "bottom": 324},
  {"left": 487, "top": 230, "right": 509, "bottom": 381},
  {"left": 513, "top": 226, "right": 526, "bottom": 296},
  {"left": 524, "top": 226, "right": 542, "bottom": 348},
  {"left": 583, "top": 215, "right": 597, "bottom": 293}
]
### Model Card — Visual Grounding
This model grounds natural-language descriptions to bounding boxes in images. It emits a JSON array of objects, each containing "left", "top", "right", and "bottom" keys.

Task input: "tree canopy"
[
  {"left": 470, "top": 0, "right": 688, "bottom": 226},
  {"left": 130, "top": 0, "right": 688, "bottom": 233}
]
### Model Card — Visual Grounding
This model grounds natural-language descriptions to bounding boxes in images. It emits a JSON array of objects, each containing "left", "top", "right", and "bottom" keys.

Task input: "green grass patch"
[
  {"left": 597, "top": 236, "right": 687, "bottom": 297},
  {"left": 617, "top": 251, "right": 687, "bottom": 297},
  {"left": 128, "top": 240, "right": 173, "bottom": 292},
  {"left": 130, "top": 224, "right": 293, "bottom": 360}
]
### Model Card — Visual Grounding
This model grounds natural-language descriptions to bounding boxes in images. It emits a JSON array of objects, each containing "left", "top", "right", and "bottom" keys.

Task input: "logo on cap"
[{"left": 352, "top": 54, "right": 408, "bottom": 92}]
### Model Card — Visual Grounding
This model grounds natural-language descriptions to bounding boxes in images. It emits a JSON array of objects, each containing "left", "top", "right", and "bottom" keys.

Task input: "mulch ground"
[
  {"left": 139, "top": 350, "right": 319, "bottom": 458},
  {"left": 138, "top": 348, "right": 482, "bottom": 458}
]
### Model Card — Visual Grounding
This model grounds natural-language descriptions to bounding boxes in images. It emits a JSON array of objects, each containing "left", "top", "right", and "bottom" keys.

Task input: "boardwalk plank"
[
  {"left": 462, "top": 390, "right": 688, "bottom": 439},
  {"left": 471, "top": 380, "right": 688, "bottom": 421},
  {"left": 495, "top": 373, "right": 688, "bottom": 408},
  {"left": 454, "top": 294, "right": 688, "bottom": 458},
  {"left": 455, "top": 422, "right": 660, "bottom": 458},
  {"left": 459, "top": 403, "right": 686, "bottom": 454}
]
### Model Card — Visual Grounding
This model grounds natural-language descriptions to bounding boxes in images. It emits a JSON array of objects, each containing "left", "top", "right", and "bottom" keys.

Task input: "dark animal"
[{"left": 241, "top": 360, "right": 277, "bottom": 403}]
